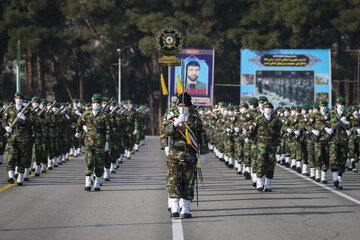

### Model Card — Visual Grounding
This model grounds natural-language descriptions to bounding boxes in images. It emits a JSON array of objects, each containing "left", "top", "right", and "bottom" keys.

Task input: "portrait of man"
[{"left": 184, "top": 58, "right": 208, "bottom": 96}]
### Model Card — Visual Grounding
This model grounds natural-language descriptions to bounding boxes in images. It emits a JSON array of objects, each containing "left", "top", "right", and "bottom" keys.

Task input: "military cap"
[
  {"left": 319, "top": 99, "right": 328, "bottom": 105},
  {"left": 218, "top": 101, "right": 226, "bottom": 106},
  {"left": 177, "top": 92, "right": 192, "bottom": 106},
  {"left": 102, "top": 97, "right": 110, "bottom": 102},
  {"left": 336, "top": 97, "right": 346, "bottom": 104},
  {"left": 228, "top": 105, "right": 234, "bottom": 111},
  {"left": 234, "top": 105, "right": 240, "bottom": 110},
  {"left": 14, "top": 92, "right": 24, "bottom": 98},
  {"left": 258, "top": 96, "right": 268, "bottom": 102},
  {"left": 284, "top": 107, "right": 290, "bottom": 110},
  {"left": 92, "top": 93, "right": 103, "bottom": 102},
  {"left": 33, "top": 97, "right": 41, "bottom": 102},
  {"left": 24, "top": 96, "right": 31, "bottom": 101},
  {"left": 240, "top": 102, "right": 249, "bottom": 108},
  {"left": 302, "top": 104, "right": 311, "bottom": 110},
  {"left": 127, "top": 100, "right": 134, "bottom": 104},
  {"left": 73, "top": 98, "right": 79, "bottom": 102},
  {"left": 295, "top": 106, "right": 302, "bottom": 111},
  {"left": 313, "top": 101, "right": 320, "bottom": 109},
  {"left": 110, "top": 100, "right": 118, "bottom": 105},
  {"left": 248, "top": 97, "right": 258, "bottom": 105},
  {"left": 290, "top": 105, "right": 296, "bottom": 110},
  {"left": 263, "top": 101, "right": 273, "bottom": 108},
  {"left": 41, "top": 98, "right": 48, "bottom": 104},
  {"left": 54, "top": 102, "right": 61, "bottom": 108}
]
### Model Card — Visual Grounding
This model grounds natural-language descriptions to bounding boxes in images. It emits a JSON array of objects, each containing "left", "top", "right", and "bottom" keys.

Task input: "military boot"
[{"left": 84, "top": 176, "right": 91, "bottom": 191}]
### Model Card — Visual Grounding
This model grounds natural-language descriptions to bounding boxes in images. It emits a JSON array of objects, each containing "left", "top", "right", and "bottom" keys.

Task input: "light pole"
[{"left": 117, "top": 48, "right": 121, "bottom": 103}]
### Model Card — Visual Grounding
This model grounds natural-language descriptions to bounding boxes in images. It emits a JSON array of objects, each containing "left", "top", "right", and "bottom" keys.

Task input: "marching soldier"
[
  {"left": 164, "top": 93, "right": 209, "bottom": 218},
  {"left": 76, "top": 93, "right": 110, "bottom": 191}
]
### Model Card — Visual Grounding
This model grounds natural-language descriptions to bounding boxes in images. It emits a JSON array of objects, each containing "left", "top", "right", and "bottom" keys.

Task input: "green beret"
[
  {"left": 14, "top": 92, "right": 24, "bottom": 98},
  {"left": 295, "top": 106, "right": 302, "bottom": 111},
  {"left": 54, "top": 102, "right": 61, "bottom": 108},
  {"left": 102, "top": 97, "right": 110, "bottom": 102},
  {"left": 228, "top": 105, "right": 234, "bottom": 111},
  {"left": 319, "top": 99, "right": 328, "bottom": 105},
  {"left": 290, "top": 105, "right": 296, "bottom": 110},
  {"left": 92, "top": 93, "right": 103, "bottom": 102},
  {"left": 336, "top": 97, "right": 346, "bottom": 104},
  {"left": 248, "top": 97, "right": 258, "bottom": 105},
  {"left": 263, "top": 101, "right": 273, "bottom": 108},
  {"left": 241, "top": 102, "right": 249, "bottom": 108},
  {"left": 73, "top": 98, "right": 79, "bottom": 102},
  {"left": 234, "top": 105, "right": 240, "bottom": 110},
  {"left": 33, "top": 97, "right": 41, "bottom": 102},
  {"left": 313, "top": 102, "right": 319, "bottom": 109},
  {"left": 302, "top": 104, "right": 311, "bottom": 110},
  {"left": 218, "top": 101, "right": 225, "bottom": 106},
  {"left": 284, "top": 107, "right": 290, "bottom": 110},
  {"left": 258, "top": 96, "right": 268, "bottom": 102},
  {"left": 41, "top": 98, "right": 48, "bottom": 104},
  {"left": 110, "top": 100, "right": 118, "bottom": 105},
  {"left": 24, "top": 96, "right": 31, "bottom": 101}
]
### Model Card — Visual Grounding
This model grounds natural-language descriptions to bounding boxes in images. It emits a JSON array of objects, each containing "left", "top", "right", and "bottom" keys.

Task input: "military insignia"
[
  {"left": 324, "top": 115, "right": 328, "bottom": 120},
  {"left": 154, "top": 25, "right": 183, "bottom": 66},
  {"left": 9, "top": 117, "right": 13, "bottom": 122}
]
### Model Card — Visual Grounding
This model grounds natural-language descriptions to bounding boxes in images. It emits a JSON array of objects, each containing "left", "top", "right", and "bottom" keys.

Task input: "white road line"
[
  {"left": 172, "top": 218, "right": 184, "bottom": 240},
  {"left": 278, "top": 164, "right": 360, "bottom": 205}
]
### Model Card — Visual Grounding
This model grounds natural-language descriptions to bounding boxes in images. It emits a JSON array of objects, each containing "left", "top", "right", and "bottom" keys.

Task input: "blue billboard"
[{"left": 240, "top": 49, "right": 331, "bottom": 106}]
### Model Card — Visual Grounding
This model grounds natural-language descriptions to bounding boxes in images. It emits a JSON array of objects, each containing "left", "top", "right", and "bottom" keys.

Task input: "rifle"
[
  {"left": 323, "top": 108, "right": 357, "bottom": 140},
  {"left": 110, "top": 105, "right": 120, "bottom": 116},
  {"left": 4, "top": 99, "right": 33, "bottom": 138},
  {"left": 56, "top": 103, "right": 70, "bottom": 115},
  {"left": 102, "top": 97, "right": 114, "bottom": 112},
  {"left": 38, "top": 101, "right": 56, "bottom": 117},
  {"left": 1, "top": 103, "right": 13, "bottom": 114}
]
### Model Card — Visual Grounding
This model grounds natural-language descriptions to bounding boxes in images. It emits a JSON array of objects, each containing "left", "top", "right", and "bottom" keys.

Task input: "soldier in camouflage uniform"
[
  {"left": 224, "top": 105, "right": 236, "bottom": 168},
  {"left": 233, "top": 103, "right": 248, "bottom": 174},
  {"left": 70, "top": 99, "right": 83, "bottom": 157},
  {"left": 0, "top": 101, "right": 7, "bottom": 165},
  {"left": 164, "top": 93, "right": 209, "bottom": 218},
  {"left": 248, "top": 101, "right": 281, "bottom": 192},
  {"left": 123, "top": 100, "right": 139, "bottom": 159},
  {"left": 76, "top": 93, "right": 110, "bottom": 191},
  {"left": 327, "top": 97, "right": 349, "bottom": 189},
  {"left": 348, "top": 105, "right": 360, "bottom": 172},
  {"left": 2, "top": 93, "right": 33, "bottom": 185}
]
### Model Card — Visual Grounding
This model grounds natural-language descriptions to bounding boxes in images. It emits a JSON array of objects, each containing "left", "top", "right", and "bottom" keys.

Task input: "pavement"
[{"left": 0, "top": 136, "right": 359, "bottom": 240}]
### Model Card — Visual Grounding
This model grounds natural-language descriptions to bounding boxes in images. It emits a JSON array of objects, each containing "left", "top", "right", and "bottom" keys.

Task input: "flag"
[
  {"left": 160, "top": 73, "right": 168, "bottom": 95},
  {"left": 176, "top": 74, "right": 183, "bottom": 94}
]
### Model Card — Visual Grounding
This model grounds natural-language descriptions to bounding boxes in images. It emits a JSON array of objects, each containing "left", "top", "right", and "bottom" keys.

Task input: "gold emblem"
[{"left": 154, "top": 25, "right": 183, "bottom": 66}]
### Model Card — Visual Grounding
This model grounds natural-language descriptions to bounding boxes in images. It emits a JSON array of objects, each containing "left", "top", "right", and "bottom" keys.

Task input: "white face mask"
[
  {"left": 353, "top": 111, "right": 359, "bottom": 118},
  {"left": 73, "top": 103, "right": 79, "bottom": 109},
  {"left": 223, "top": 110, "right": 228, "bottom": 115},
  {"left": 39, "top": 104, "right": 44, "bottom": 109},
  {"left": 102, "top": 103, "right": 107, "bottom": 108},
  {"left": 312, "top": 108, "right": 318, "bottom": 113},
  {"left": 52, "top": 107, "right": 58, "bottom": 112},
  {"left": 284, "top": 111, "right": 290, "bottom": 117},
  {"left": 32, "top": 103, "right": 39, "bottom": 108},
  {"left": 93, "top": 103, "right": 101, "bottom": 111},
  {"left": 259, "top": 103, "right": 264, "bottom": 109},
  {"left": 249, "top": 105, "right": 255, "bottom": 110},
  {"left": 308, "top": 109, "right": 312, "bottom": 113},
  {"left": 301, "top": 110, "right": 307, "bottom": 115},
  {"left": 47, "top": 105, "right": 51, "bottom": 110},
  {"left": 228, "top": 111, "right": 234, "bottom": 116},
  {"left": 15, "top": 99, "right": 23, "bottom": 106},
  {"left": 291, "top": 111, "right": 296, "bottom": 116},
  {"left": 320, "top": 106, "right": 326, "bottom": 113},
  {"left": 178, "top": 107, "right": 189, "bottom": 115},
  {"left": 77, "top": 102, "right": 81, "bottom": 108},
  {"left": 240, "top": 108, "right": 246, "bottom": 113},
  {"left": 110, "top": 106, "right": 115, "bottom": 111},
  {"left": 22, "top": 102, "right": 26, "bottom": 106},
  {"left": 264, "top": 108, "right": 272, "bottom": 114},
  {"left": 337, "top": 105, "right": 344, "bottom": 112}
]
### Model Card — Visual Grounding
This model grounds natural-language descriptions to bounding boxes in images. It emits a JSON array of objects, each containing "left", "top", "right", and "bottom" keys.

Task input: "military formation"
[
  {"left": 162, "top": 95, "right": 360, "bottom": 202},
  {"left": 0, "top": 93, "right": 149, "bottom": 191}
]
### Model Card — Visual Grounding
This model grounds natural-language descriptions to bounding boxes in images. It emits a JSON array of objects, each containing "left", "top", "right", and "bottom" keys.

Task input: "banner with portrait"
[
  {"left": 169, "top": 48, "right": 215, "bottom": 106},
  {"left": 240, "top": 49, "right": 332, "bottom": 106}
]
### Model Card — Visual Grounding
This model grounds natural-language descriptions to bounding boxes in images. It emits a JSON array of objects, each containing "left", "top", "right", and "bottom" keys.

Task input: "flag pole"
[{"left": 16, "top": 40, "right": 21, "bottom": 93}]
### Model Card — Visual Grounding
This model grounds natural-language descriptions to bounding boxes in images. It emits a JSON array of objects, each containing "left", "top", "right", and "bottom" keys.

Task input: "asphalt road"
[{"left": 0, "top": 136, "right": 360, "bottom": 240}]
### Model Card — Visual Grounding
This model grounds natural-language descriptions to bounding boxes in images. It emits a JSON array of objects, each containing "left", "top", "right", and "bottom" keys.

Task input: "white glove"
[
  {"left": 164, "top": 146, "right": 170, "bottom": 156},
  {"left": 173, "top": 114, "right": 186, "bottom": 127},
  {"left": 104, "top": 142, "right": 109, "bottom": 152},
  {"left": 294, "top": 130, "right": 300, "bottom": 136},
  {"left": 133, "top": 129, "right": 138, "bottom": 135},
  {"left": 226, "top": 128, "right": 231, "bottom": 133},
  {"left": 244, "top": 138, "right": 250, "bottom": 144},
  {"left": 75, "top": 110, "right": 82, "bottom": 116},
  {"left": 17, "top": 112, "right": 26, "bottom": 121},
  {"left": 346, "top": 130, "right": 351, "bottom": 136},
  {"left": 357, "top": 128, "right": 360, "bottom": 135},
  {"left": 200, "top": 155, "right": 206, "bottom": 164},
  {"left": 5, "top": 126, "right": 12, "bottom": 133},
  {"left": 65, "top": 114, "right": 70, "bottom": 120},
  {"left": 75, "top": 132, "right": 81, "bottom": 138},
  {"left": 325, "top": 127, "right": 333, "bottom": 135},
  {"left": 311, "top": 130, "right": 320, "bottom": 136},
  {"left": 340, "top": 117, "right": 349, "bottom": 125},
  {"left": 287, "top": 128, "right": 292, "bottom": 134},
  {"left": 234, "top": 127, "right": 240, "bottom": 133},
  {"left": 242, "top": 129, "right": 247, "bottom": 136},
  {"left": 82, "top": 125, "right": 88, "bottom": 133}
]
